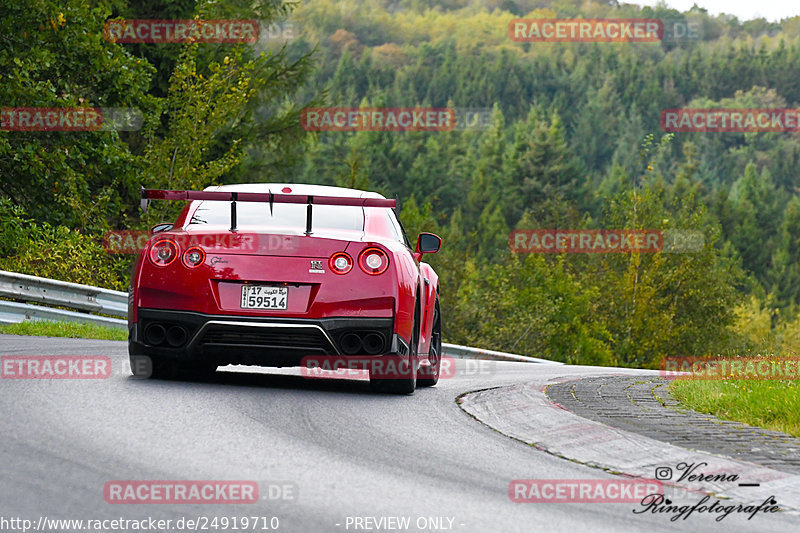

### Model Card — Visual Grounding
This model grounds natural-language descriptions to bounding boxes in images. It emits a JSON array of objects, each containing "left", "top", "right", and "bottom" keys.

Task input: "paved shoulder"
[
  {"left": 458, "top": 374, "right": 800, "bottom": 519},
  {"left": 546, "top": 376, "right": 800, "bottom": 474}
]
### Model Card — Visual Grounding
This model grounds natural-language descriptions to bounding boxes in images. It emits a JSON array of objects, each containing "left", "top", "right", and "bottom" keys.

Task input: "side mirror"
[
  {"left": 150, "top": 223, "right": 173, "bottom": 234},
  {"left": 415, "top": 232, "right": 441, "bottom": 255}
]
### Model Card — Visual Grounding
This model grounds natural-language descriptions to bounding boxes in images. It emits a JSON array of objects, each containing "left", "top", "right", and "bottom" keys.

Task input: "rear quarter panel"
[{"left": 417, "top": 261, "right": 439, "bottom": 354}]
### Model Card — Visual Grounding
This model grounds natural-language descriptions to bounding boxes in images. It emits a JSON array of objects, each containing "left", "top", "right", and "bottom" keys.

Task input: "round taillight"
[
  {"left": 329, "top": 252, "right": 353, "bottom": 274},
  {"left": 358, "top": 247, "right": 389, "bottom": 275},
  {"left": 182, "top": 246, "right": 206, "bottom": 268},
  {"left": 149, "top": 239, "right": 178, "bottom": 267}
]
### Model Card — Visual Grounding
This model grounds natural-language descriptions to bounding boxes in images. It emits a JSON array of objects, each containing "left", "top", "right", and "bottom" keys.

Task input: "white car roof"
[{"left": 204, "top": 183, "right": 386, "bottom": 200}]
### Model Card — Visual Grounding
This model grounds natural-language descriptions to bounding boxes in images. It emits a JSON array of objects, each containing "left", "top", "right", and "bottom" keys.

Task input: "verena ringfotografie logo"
[
  {"left": 640, "top": 462, "right": 780, "bottom": 521},
  {"left": 661, "top": 108, "right": 800, "bottom": 133},
  {"left": 1, "top": 356, "right": 111, "bottom": 379},
  {"left": 635, "top": 494, "right": 780, "bottom": 522},
  {"left": 103, "top": 20, "right": 258, "bottom": 44},
  {"left": 661, "top": 356, "right": 800, "bottom": 380},
  {"left": 104, "top": 481, "right": 259, "bottom": 504},
  {"left": 301, "top": 107, "right": 456, "bottom": 132},
  {"left": 509, "top": 229, "right": 704, "bottom": 254},
  {"left": 509, "top": 479, "right": 663, "bottom": 503},
  {"left": 509, "top": 19, "right": 663, "bottom": 42},
  {"left": 1, "top": 107, "right": 142, "bottom": 132}
]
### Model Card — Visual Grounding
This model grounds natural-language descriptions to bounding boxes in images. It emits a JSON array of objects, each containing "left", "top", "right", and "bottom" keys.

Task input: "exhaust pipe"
[
  {"left": 362, "top": 333, "right": 385, "bottom": 355},
  {"left": 144, "top": 324, "right": 166, "bottom": 346},
  {"left": 340, "top": 333, "right": 362, "bottom": 355},
  {"left": 166, "top": 325, "right": 188, "bottom": 347}
]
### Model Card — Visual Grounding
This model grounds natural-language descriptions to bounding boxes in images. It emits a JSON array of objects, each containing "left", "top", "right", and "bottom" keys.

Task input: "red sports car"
[{"left": 128, "top": 184, "right": 442, "bottom": 394}]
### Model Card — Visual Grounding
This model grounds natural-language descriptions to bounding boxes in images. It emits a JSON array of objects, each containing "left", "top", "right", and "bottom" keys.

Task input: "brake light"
[
  {"left": 329, "top": 252, "right": 353, "bottom": 274},
  {"left": 358, "top": 247, "right": 389, "bottom": 275},
  {"left": 148, "top": 239, "right": 178, "bottom": 267},
  {"left": 182, "top": 246, "right": 206, "bottom": 268}
]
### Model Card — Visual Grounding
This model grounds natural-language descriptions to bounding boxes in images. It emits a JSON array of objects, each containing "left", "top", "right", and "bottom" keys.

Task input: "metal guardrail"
[
  {"left": 0, "top": 270, "right": 560, "bottom": 364},
  {"left": 0, "top": 300, "right": 127, "bottom": 328},
  {"left": 0, "top": 270, "right": 128, "bottom": 328},
  {"left": 442, "top": 343, "right": 562, "bottom": 364}
]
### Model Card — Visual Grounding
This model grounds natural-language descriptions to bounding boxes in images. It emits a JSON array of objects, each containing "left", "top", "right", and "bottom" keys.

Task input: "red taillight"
[
  {"left": 358, "top": 247, "right": 389, "bottom": 275},
  {"left": 329, "top": 252, "right": 353, "bottom": 274},
  {"left": 148, "top": 239, "right": 178, "bottom": 267},
  {"left": 182, "top": 246, "right": 205, "bottom": 268}
]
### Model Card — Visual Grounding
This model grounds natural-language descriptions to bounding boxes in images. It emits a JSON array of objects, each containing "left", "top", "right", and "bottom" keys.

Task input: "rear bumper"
[{"left": 129, "top": 308, "right": 405, "bottom": 367}]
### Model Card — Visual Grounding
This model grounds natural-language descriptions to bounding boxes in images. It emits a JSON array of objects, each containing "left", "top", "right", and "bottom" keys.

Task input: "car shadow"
[{"left": 125, "top": 367, "right": 407, "bottom": 396}]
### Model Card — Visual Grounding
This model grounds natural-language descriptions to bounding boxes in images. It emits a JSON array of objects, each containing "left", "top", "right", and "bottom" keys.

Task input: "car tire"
[
  {"left": 417, "top": 296, "right": 441, "bottom": 387},
  {"left": 129, "top": 354, "right": 171, "bottom": 379}
]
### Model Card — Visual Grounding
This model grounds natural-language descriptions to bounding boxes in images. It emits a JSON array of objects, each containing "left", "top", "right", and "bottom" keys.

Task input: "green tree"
[
  {"left": 0, "top": 0, "right": 157, "bottom": 230},
  {"left": 770, "top": 197, "right": 800, "bottom": 311}
]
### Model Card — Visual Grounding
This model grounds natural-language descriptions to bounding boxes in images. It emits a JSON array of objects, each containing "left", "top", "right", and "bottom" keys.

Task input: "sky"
[{"left": 631, "top": 1, "right": 799, "bottom": 22}]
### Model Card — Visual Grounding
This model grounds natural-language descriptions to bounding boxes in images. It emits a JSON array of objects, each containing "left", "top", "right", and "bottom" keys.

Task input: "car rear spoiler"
[{"left": 140, "top": 188, "right": 396, "bottom": 234}]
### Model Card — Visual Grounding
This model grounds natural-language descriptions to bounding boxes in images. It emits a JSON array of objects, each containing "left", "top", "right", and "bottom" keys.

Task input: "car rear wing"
[{"left": 140, "top": 188, "right": 396, "bottom": 234}]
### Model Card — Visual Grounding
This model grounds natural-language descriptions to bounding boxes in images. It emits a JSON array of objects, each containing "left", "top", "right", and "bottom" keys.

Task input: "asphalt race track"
[{"left": 1, "top": 334, "right": 798, "bottom": 532}]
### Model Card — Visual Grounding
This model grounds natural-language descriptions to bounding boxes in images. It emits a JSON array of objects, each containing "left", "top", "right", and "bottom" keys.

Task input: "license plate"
[{"left": 240, "top": 285, "right": 288, "bottom": 310}]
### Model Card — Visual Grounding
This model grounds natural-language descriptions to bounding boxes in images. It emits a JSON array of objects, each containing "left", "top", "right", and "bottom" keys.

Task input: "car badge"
[{"left": 309, "top": 260, "right": 324, "bottom": 274}]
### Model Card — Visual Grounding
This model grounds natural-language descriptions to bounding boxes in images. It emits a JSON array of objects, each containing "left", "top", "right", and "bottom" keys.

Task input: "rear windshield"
[{"left": 187, "top": 200, "right": 365, "bottom": 232}]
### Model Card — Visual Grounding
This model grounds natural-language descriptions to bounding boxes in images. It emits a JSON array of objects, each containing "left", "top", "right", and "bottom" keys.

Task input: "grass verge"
[
  {"left": 669, "top": 379, "right": 800, "bottom": 438},
  {"left": 0, "top": 320, "right": 127, "bottom": 341}
]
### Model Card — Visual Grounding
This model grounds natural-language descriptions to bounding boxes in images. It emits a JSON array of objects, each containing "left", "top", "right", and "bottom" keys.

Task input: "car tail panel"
[{"left": 134, "top": 232, "right": 398, "bottom": 320}]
